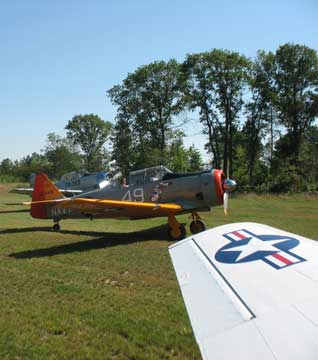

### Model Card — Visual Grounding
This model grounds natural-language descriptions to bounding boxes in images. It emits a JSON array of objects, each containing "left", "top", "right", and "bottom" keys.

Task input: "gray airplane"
[
  {"left": 11, "top": 169, "right": 109, "bottom": 196},
  {"left": 20, "top": 165, "right": 237, "bottom": 240}
]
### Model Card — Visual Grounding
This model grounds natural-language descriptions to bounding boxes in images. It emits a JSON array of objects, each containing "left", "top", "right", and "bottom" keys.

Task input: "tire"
[
  {"left": 189, "top": 219, "right": 206, "bottom": 234},
  {"left": 168, "top": 224, "right": 186, "bottom": 241},
  {"left": 53, "top": 223, "right": 61, "bottom": 232}
]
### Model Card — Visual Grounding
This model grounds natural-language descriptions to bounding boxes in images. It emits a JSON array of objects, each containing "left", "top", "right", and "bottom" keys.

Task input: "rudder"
[{"left": 31, "top": 173, "right": 64, "bottom": 218}]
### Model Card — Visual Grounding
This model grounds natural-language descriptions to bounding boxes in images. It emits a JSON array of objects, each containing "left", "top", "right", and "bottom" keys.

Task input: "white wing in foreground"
[{"left": 169, "top": 222, "right": 318, "bottom": 360}]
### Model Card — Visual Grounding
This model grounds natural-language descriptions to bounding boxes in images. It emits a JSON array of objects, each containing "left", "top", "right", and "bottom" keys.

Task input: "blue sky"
[{"left": 0, "top": 0, "right": 317, "bottom": 162}]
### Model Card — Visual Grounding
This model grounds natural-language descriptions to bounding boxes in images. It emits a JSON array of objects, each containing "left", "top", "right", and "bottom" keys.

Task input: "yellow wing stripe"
[
  {"left": 57, "top": 198, "right": 183, "bottom": 212},
  {"left": 20, "top": 198, "right": 183, "bottom": 218}
]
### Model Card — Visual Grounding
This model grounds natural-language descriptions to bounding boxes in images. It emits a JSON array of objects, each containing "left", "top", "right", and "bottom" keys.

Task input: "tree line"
[{"left": 1, "top": 43, "right": 318, "bottom": 192}]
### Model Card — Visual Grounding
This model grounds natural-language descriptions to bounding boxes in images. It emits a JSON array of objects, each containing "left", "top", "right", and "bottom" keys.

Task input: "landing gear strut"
[
  {"left": 167, "top": 214, "right": 186, "bottom": 241},
  {"left": 52, "top": 222, "right": 61, "bottom": 232},
  {"left": 189, "top": 212, "right": 206, "bottom": 235}
]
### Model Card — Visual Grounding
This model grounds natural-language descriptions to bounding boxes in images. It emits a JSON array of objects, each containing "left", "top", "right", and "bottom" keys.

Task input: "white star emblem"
[{"left": 223, "top": 236, "right": 290, "bottom": 262}]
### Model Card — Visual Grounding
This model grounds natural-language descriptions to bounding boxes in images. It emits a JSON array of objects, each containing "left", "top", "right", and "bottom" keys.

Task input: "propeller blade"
[{"left": 224, "top": 192, "right": 229, "bottom": 216}]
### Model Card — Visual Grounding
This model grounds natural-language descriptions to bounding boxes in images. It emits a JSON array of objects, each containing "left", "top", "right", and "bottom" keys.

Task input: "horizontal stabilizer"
[
  {"left": 10, "top": 187, "right": 82, "bottom": 197},
  {"left": 10, "top": 188, "right": 33, "bottom": 195},
  {"left": 0, "top": 209, "right": 30, "bottom": 214}
]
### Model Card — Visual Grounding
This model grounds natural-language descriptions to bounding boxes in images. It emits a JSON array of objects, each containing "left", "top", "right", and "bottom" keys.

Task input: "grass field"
[{"left": 0, "top": 184, "right": 317, "bottom": 360}]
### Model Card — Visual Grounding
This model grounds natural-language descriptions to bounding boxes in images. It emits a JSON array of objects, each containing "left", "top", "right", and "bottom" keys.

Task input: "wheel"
[
  {"left": 52, "top": 223, "right": 61, "bottom": 232},
  {"left": 189, "top": 219, "right": 206, "bottom": 234},
  {"left": 168, "top": 224, "right": 186, "bottom": 241}
]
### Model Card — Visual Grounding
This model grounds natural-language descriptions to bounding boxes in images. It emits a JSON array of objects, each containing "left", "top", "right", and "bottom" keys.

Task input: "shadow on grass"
[
  {"left": 0, "top": 226, "right": 53, "bottom": 234},
  {"left": 7, "top": 225, "right": 170, "bottom": 259}
]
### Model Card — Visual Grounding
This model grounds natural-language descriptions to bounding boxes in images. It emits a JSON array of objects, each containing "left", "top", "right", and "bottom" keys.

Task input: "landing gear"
[
  {"left": 190, "top": 219, "right": 206, "bottom": 234},
  {"left": 167, "top": 214, "right": 186, "bottom": 241},
  {"left": 168, "top": 224, "right": 186, "bottom": 241},
  {"left": 166, "top": 212, "right": 206, "bottom": 241},
  {"left": 189, "top": 212, "right": 206, "bottom": 235},
  {"left": 52, "top": 222, "right": 61, "bottom": 232}
]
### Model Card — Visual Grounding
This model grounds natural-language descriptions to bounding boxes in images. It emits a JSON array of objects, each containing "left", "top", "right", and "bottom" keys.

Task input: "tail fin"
[{"left": 31, "top": 173, "right": 64, "bottom": 218}]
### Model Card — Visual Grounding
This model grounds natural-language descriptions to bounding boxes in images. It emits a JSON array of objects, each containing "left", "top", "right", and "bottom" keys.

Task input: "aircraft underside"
[{"left": 50, "top": 208, "right": 207, "bottom": 241}]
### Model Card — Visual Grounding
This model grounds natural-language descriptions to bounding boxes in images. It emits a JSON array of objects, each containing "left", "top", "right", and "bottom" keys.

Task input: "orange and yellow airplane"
[{"left": 15, "top": 166, "right": 237, "bottom": 241}]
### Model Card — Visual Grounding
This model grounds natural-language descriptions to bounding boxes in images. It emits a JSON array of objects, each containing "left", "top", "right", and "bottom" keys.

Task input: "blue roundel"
[{"left": 215, "top": 234, "right": 300, "bottom": 264}]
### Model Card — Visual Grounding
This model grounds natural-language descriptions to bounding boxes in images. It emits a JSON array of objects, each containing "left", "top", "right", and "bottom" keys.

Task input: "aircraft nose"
[
  {"left": 223, "top": 179, "right": 237, "bottom": 193},
  {"left": 212, "top": 169, "right": 237, "bottom": 214}
]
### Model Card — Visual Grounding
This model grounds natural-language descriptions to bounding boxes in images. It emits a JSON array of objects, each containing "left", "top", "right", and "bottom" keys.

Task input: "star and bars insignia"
[{"left": 215, "top": 229, "right": 306, "bottom": 270}]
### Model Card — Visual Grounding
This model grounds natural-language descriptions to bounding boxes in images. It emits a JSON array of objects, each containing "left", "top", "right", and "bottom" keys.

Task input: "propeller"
[
  {"left": 223, "top": 160, "right": 237, "bottom": 215},
  {"left": 224, "top": 191, "right": 229, "bottom": 215}
]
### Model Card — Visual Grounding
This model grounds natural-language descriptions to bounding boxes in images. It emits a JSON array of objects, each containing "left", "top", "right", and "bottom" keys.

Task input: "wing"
[
  {"left": 24, "top": 197, "right": 183, "bottom": 219},
  {"left": 56, "top": 198, "right": 183, "bottom": 218},
  {"left": 169, "top": 222, "right": 318, "bottom": 360}
]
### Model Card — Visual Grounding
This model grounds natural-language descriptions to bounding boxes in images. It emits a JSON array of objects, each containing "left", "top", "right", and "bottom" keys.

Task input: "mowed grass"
[{"left": 0, "top": 184, "right": 318, "bottom": 360}]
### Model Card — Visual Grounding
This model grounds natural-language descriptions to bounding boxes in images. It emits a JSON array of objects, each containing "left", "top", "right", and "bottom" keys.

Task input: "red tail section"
[{"left": 31, "top": 173, "right": 64, "bottom": 218}]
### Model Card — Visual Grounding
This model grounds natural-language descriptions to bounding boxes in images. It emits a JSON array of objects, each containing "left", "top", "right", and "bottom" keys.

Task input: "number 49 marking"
[{"left": 122, "top": 188, "right": 144, "bottom": 202}]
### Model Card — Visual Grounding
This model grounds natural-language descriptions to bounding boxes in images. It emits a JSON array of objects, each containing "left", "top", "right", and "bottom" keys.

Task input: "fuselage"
[
  {"left": 56, "top": 171, "right": 109, "bottom": 192},
  {"left": 45, "top": 169, "right": 224, "bottom": 222}
]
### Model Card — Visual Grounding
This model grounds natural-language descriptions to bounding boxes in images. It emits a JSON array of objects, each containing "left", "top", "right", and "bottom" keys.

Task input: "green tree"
[
  {"left": 0, "top": 158, "right": 14, "bottom": 175},
  {"left": 108, "top": 60, "right": 184, "bottom": 167},
  {"left": 166, "top": 132, "right": 204, "bottom": 172},
  {"left": 243, "top": 50, "right": 277, "bottom": 183},
  {"left": 14, "top": 153, "right": 51, "bottom": 181},
  {"left": 181, "top": 52, "right": 223, "bottom": 169},
  {"left": 274, "top": 44, "right": 318, "bottom": 162},
  {"left": 182, "top": 50, "right": 250, "bottom": 176},
  {"left": 43, "top": 133, "right": 83, "bottom": 179},
  {"left": 65, "top": 114, "right": 112, "bottom": 172},
  {"left": 299, "top": 126, "right": 318, "bottom": 191},
  {"left": 110, "top": 116, "right": 134, "bottom": 179},
  {"left": 166, "top": 131, "right": 189, "bottom": 172},
  {"left": 187, "top": 145, "right": 204, "bottom": 172}
]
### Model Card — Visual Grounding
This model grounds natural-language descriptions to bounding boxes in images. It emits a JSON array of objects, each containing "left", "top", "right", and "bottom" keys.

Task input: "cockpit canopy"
[
  {"left": 60, "top": 169, "right": 89, "bottom": 181},
  {"left": 128, "top": 166, "right": 172, "bottom": 186}
]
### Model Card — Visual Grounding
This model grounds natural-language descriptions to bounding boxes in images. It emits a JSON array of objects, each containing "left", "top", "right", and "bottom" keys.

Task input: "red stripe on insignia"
[
  {"left": 272, "top": 253, "right": 293, "bottom": 265},
  {"left": 232, "top": 231, "right": 246, "bottom": 239}
]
